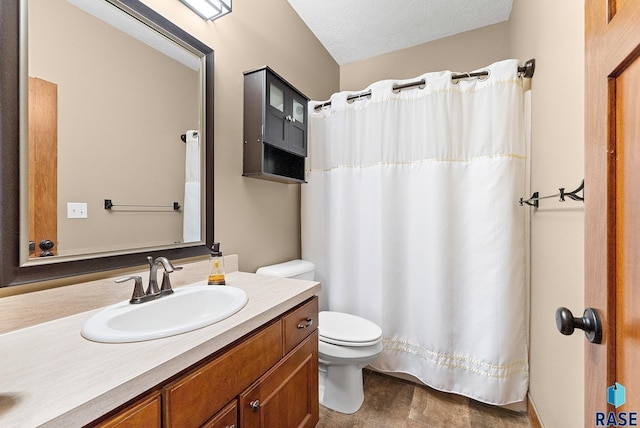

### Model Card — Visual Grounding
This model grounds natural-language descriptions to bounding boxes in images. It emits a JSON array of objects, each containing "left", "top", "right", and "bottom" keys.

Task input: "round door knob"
[
  {"left": 249, "top": 400, "right": 260, "bottom": 411},
  {"left": 39, "top": 239, "right": 55, "bottom": 257},
  {"left": 555, "top": 307, "right": 602, "bottom": 344}
]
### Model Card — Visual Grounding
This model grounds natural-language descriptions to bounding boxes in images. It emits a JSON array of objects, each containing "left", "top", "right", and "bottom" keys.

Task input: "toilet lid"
[{"left": 319, "top": 311, "right": 382, "bottom": 347}]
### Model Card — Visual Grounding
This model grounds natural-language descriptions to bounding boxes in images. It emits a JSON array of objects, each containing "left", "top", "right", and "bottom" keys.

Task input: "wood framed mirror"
[{"left": 0, "top": 0, "right": 214, "bottom": 288}]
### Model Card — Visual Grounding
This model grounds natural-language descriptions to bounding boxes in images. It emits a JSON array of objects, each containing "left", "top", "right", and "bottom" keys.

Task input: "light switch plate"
[{"left": 67, "top": 202, "right": 88, "bottom": 219}]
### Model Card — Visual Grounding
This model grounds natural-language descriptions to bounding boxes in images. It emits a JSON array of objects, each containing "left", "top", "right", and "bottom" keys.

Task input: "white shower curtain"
[
  {"left": 183, "top": 130, "right": 200, "bottom": 243},
  {"left": 301, "top": 59, "right": 528, "bottom": 405}
]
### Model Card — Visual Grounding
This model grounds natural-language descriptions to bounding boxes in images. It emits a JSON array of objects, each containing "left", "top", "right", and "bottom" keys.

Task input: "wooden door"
[
  {"left": 585, "top": 0, "right": 640, "bottom": 424},
  {"left": 28, "top": 77, "right": 58, "bottom": 256}
]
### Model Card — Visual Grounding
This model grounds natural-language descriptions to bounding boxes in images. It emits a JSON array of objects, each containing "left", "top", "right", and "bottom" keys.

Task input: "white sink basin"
[{"left": 81, "top": 282, "right": 248, "bottom": 343}]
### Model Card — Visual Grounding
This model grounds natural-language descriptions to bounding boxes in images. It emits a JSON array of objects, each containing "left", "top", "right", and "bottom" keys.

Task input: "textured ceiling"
[{"left": 287, "top": 0, "right": 513, "bottom": 65}]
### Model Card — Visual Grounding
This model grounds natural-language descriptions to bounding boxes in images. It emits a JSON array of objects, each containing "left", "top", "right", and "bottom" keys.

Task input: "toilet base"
[{"left": 319, "top": 362, "right": 365, "bottom": 414}]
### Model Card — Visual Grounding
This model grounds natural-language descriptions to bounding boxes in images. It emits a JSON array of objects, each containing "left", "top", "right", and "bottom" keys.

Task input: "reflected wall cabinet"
[{"left": 243, "top": 67, "right": 309, "bottom": 184}]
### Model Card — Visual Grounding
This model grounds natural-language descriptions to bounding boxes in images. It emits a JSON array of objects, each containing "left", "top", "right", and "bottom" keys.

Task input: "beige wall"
[
  {"left": 509, "top": 0, "right": 585, "bottom": 426},
  {"left": 337, "top": 1, "right": 586, "bottom": 426},
  {"left": 339, "top": 22, "right": 510, "bottom": 92},
  {"left": 137, "top": 0, "right": 339, "bottom": 273}
]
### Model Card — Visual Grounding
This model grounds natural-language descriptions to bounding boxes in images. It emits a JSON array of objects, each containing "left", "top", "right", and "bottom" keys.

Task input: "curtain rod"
[
  {"left": 452, "top": 58, "right": 536, "bottom": 82},
  {"left": 313, "top": 59, "right": 536, "bottom": 112}
]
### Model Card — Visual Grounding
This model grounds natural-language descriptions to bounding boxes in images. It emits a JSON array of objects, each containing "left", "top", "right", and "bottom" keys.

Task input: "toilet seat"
[
  {"left": 319, "top": 311, "right": 382, "bottom": 347},
  {"left": 319, "top": 337, "right": 383, "bottom": 362}
]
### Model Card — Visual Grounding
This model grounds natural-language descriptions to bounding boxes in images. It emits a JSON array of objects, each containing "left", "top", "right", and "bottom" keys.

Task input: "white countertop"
[{"left": 0, "top": 270, "right": 320, "bottom": 427}]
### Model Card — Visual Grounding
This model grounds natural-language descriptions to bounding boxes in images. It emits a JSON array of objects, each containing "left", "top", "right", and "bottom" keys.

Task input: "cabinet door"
[
  {"left": 163, "top": 321, "right": 283, "bottom": 428},
  {"left": 287, "top": 90, "right": 307, "bottom": 157},
  {"left": 264, "top": 71, "right": 307, "bottom": 157},
  {"left": 239, "top": 331, "right": 319, "bottom": 428},
  {"left": 265, "top": 73, "right": 288, "bottom": 150},
  {"left": 93, "top": 391, "right": 161, "bottom": 428}
]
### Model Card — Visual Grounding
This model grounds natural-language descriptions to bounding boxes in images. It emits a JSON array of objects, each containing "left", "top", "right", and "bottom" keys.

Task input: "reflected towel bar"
[
  {"left": 180, "top": 131, "right": 198, "bottom": 143},
  {"left": 104, "top": 199, "right": 181, "bottom": 211}
]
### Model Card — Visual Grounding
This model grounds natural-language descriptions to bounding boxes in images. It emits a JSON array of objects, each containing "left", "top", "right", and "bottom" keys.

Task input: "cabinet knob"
[{"left": 249, "top": 400, "right": 260, "bottom": 411}]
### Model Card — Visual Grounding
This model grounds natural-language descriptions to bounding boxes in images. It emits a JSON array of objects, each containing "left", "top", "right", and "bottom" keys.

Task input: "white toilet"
[{"left": 256, "top": 259, "right": 383, "bottom": 414}]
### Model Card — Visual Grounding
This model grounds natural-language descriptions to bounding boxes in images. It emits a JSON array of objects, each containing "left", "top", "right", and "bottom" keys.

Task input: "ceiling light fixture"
[{"left": 180, "top": 0, "right": 231, "bottom": 21}]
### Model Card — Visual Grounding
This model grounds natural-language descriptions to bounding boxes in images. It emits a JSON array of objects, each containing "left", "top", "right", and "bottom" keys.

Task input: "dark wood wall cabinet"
[
  {"left": 243, "top": 67, "right": 309, "bottom": 184},
  {"left": 89, "top": 297, "right": 319, "bottom": 428}
]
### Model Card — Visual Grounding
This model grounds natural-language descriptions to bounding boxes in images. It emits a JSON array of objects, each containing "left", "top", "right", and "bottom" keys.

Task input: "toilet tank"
[{"left": 256, "top": 259, "right": 315, "bottom": 280}]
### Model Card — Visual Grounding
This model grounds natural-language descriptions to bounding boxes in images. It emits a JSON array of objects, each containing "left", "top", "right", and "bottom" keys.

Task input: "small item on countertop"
[{"left": 207, "top": 242, "right": 226, "bottom": 285}]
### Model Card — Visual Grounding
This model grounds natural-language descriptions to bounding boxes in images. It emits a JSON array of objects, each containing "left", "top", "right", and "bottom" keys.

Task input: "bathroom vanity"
[
  {"left": 95, "top": 296, "right": 318, "bottom": 428},
  {"left": 0, "top": 258, "right": 320, "bottom": 427}
]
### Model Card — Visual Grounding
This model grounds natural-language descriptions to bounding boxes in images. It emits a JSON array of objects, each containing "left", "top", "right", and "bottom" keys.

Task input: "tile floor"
[{"left": 316, "top": 370, "right": 531, "bottom": 428}]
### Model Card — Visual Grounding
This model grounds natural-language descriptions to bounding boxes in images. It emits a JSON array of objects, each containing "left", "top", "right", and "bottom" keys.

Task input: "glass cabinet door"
[
  {"left": 265, "top": 74, "right": 287, "bottom": 148},
  {"left": 292, "top": 99, "right": 304, "bottom": 123},
  {"left": 270, "top": 84, "right": 284, "bottom": 112},
  {"left": 287, "top": 92, "right": 307, "bottom": 157}
]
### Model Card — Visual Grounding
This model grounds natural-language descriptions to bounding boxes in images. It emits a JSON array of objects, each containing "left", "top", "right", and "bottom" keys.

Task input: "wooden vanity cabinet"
[
  {"left": 239, "top": 297, "right": 319, "bottom": 428},
  {"left": 89, "top": 297, "right": 319, "bottom": 428},
  {"left": 239, "top": 331, "right": 318, "bottom": 428},
  {"left": 94, "top": 296, "right": 319, "bottom": 428},
  {"left": 243, "top": 66, "right": 309, "bottom": 184},
  {"left": 163, "top": 320, "right": 283, "bottom": 427}
]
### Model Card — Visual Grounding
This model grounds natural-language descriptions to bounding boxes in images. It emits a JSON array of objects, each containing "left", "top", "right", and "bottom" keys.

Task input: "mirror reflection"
[{"left": 26, "top": 0, "right": 204, "bottom": 260}]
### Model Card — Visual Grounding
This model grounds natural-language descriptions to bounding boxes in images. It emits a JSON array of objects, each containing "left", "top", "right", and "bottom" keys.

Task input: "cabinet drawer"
[
  {"left": 163, "top": 321, "right": 283, "bottom": 428},
  {"left": 94, "top": 391, "right": 161, "bottom": 428},
  {"left": 282, "top": 297, "right": 318, "bottom": 355},
  {"left": 202, "top": 400, "right": 237, "bottom": 428}
]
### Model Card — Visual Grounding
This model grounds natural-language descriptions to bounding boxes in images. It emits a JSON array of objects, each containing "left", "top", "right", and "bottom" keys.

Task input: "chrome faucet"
[
  {"left": 147, "top": 256, "right": 182, "bottom": 297},
  {"left": 115, "top": 256, "right": 182, "bottom": 304}
]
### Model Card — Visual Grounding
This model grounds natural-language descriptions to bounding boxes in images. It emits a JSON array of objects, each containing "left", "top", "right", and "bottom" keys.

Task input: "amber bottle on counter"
[{"left": 207, "top": 242, "right": 226, "bottom": 285}]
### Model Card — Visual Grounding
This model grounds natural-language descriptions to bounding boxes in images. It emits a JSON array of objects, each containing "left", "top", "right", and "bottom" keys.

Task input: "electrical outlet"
[{"left": 67, "top": 202, "right": 88, "bottom": 219}]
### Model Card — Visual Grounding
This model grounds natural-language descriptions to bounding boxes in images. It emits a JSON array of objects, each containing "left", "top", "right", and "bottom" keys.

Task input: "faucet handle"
[
  {"left": 115, "top": 275, "right": 145, "bottom": 304},
  {"left": 160, "top": 266, "right": 183, "bottom": 295}
]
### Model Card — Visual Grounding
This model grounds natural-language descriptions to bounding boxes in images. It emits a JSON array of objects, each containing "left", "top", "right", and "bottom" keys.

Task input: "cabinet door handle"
[
  {"left": 297, "top": 317, "right": 313, "bottom": 329},
  {"left": 249, "top": 400, "right": 260, "bottom": 411}
]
